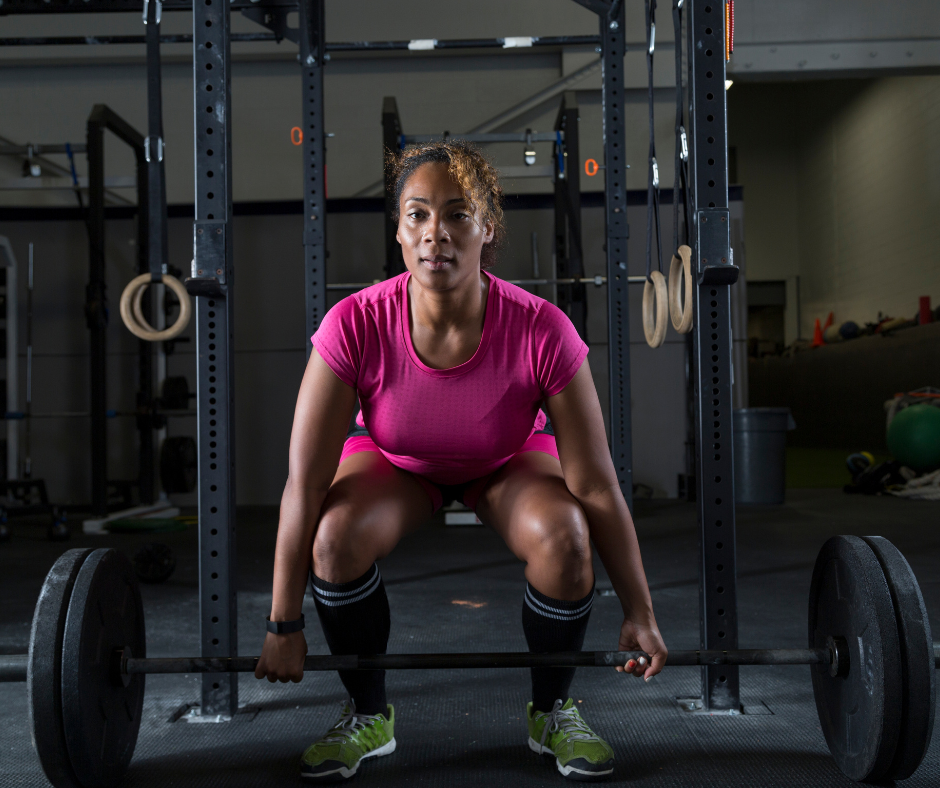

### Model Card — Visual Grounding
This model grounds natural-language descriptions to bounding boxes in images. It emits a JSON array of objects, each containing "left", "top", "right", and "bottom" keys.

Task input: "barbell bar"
[
  {"left": 327, "top": 276, "right": 648, "bottom": 291},
  {"left": 0, "top": 647, "right": 838, "bottom": 684}
]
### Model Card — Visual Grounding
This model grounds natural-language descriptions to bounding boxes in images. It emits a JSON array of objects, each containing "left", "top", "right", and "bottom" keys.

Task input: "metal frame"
[
  {"left": 190, "top": 0, "right": 238, "bottom": 718},
  {"left": 687, "top": 0, "right": 739, "bottom": 712},
  {"left": 298, "top": 0, "right": 328, "bottom": 357},
  {"left": 382, "top": 97, "right": 404, "bottom": 279},
  {"left": 0, "top": 237, "right": 18, "bottom": 481},
  {"left": 553, "top": 92, "right": 587, "bottom": 342},
  {"left": 590, "top": 0, "right": 634, "bottom": 512},
  {"left": 85, "top": 105, "right": 149, "bottom": 517}
]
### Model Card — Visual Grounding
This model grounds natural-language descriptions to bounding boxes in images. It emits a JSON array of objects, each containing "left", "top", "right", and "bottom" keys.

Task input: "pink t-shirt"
[{"left": 311, "top": 271, "right": 588, "bottom": 485}]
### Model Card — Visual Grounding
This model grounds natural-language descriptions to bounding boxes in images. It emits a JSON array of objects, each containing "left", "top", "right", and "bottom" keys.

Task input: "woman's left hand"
[{"left": 614, "top": 618, "right": 667, "bottom": 681}]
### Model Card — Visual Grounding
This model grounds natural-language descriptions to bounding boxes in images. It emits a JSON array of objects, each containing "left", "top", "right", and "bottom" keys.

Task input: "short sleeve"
[
  {"left": 311, "top": 296, "right": 364, "bottom": 388},
  {"left": 531, "top": 301, "right": 589, "bottom": 397}
]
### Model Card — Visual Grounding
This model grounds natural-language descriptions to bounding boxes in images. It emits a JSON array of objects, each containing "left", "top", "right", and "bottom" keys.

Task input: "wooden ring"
[
  {"left": 669, "top": 244, "right": 693, "bottom": 333},
  {"left": 642, "top": 270, "right": 669, "bottom": 348},
  {"left": 119, "top": 274, "right": 192, "bottom": 342}
]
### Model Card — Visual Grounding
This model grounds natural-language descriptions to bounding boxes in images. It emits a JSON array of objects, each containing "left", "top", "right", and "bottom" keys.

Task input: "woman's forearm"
[
  {"left": 576, "top": 485, "right": 655, "bottom": 621},
  {"left": 269, "top": 477, "right": 328, "bottom": 621}
]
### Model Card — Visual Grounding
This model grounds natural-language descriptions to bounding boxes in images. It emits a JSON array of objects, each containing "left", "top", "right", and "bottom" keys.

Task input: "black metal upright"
[
  {"left": 688, "top": 0, "right": 740, "bottom": 712},
  {"left": 553, "top": 92, "right": 587, "bottom": 343},
  {"left": 299, "top": 0, "right": 328, "bottom": 355},
  {"left": 85, "top": 105, "right": 146, "bottom": 517},
  {"left": 382, "top": 96, "right": 404, "bottom": 279},
  {"left": 192, "top": 0, "right": 238, "bottom": 718},
  {"left": 585, "top": 0, "right": 633, "bottom": 511}
]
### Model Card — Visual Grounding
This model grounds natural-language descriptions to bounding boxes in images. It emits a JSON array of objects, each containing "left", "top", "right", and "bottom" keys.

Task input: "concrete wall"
[
  {"left": 795, "top": 76, "right": 940, "bottom": 334},
  {"left": 728, "top": 74, "right": 940, "bottom": 342}
]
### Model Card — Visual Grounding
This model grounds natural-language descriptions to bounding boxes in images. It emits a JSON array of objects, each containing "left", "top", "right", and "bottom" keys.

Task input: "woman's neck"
[
  {"left": 407, "top": 270, "right": 489, "bottom": 369},
  {"left": 409, "top": 271, "right": 488, "bottom": 334}
]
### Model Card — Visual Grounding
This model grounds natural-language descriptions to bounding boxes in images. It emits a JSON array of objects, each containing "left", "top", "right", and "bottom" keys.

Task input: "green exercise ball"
[{"left": 887, "top": 404, "right": 940, "bottom": 473}]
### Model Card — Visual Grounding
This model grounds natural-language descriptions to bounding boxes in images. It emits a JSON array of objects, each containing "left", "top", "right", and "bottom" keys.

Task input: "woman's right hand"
[{"left": 254, "top": 630, "right": 308, "bottom": 683}]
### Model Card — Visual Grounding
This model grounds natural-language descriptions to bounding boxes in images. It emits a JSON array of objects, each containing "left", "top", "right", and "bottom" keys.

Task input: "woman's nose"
[{"left": 423, "top": 214, "right": 449, "bottom": 243}]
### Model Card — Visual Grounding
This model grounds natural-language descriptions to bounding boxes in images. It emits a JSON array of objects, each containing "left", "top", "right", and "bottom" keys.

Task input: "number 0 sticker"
[
  {"left": 584, "top": 159, "right": 599, "bottom": 177},
  {"left": 291, "top": 127, "right": 304, "bottom": 146}
]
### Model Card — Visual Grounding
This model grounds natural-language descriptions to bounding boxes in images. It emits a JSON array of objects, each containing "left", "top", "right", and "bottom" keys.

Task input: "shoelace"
[
  {"left": 537, "top": 699, "right": 595, "bottom": 749},
  {"left": 323, "top": 702, "right": 383, "bottom": 746}
]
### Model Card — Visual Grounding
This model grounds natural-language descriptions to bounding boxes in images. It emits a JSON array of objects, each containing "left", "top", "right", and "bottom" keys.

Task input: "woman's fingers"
[{"left": 645, "top": 649, "right": 667, "bottom": 680}]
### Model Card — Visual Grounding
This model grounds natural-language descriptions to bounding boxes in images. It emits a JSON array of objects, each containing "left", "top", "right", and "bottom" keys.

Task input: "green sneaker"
[
  {"left": 301, "top": 702, "right": 396, "bottom": 781},
  {"left": 527, "top": 699, "right": 614, "bottom": 780}
]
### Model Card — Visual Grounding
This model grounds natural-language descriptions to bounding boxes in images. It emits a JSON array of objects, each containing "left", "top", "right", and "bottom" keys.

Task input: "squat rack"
[{"left": 2, "top": 0, "right": 740, "bottom": 716}]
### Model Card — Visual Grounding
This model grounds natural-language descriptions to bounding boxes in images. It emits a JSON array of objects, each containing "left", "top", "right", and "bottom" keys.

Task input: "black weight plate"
[
  {"left": 133, "top": 542, "right": 177, "bottom": 584},
  {"left": 27, "top": 548, "right": 95, "bottom": 788},
  {"left": 808, "top": 535, "right": 902, "bottom": 782},
  {"left": 862, "top": 536, "right": 937, "bottom": 780},
  {"left": 61, "top": 549, "right": 146, "bottom": 788}
]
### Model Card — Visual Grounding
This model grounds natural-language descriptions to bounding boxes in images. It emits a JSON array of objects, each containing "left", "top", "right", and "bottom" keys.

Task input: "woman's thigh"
[
  {"left": 475, "top": 451, "right": 594, "bottom": 599},
  {"left": 312, "top": 450, "right": 432, "bottom": 583}
]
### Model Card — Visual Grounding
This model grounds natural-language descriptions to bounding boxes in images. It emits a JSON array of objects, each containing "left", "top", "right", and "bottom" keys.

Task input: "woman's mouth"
[{"left": 421, "top": 257, "right": 453, "bottom": 271}]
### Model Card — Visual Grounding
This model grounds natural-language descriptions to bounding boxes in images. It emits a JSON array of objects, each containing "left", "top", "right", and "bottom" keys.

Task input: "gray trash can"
[{"left": 733, "top": 408, "right": 796, "bottom": 505}]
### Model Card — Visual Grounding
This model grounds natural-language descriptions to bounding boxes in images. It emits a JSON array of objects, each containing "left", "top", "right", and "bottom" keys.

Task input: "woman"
[{"left": 255, "top": 141, "right": 667, "bottom": 782}]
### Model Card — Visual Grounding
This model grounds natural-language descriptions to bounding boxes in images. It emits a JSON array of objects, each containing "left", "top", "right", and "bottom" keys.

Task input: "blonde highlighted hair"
[{"left": 386, "top": 139, "right": 505, "bottom": 270}]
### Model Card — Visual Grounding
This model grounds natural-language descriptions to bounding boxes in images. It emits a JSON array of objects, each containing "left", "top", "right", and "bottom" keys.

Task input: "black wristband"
[{"left": 266, "top": 614, "right": 305, "bottom": 634}]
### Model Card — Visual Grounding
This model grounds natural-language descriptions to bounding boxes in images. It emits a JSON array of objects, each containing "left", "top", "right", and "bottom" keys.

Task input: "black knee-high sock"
[
  {"left": 311, "top": 564, "right": 390, "bottom": 716},
  {"left": 522, "top": 581, "right": 595, "bottom": 713}
]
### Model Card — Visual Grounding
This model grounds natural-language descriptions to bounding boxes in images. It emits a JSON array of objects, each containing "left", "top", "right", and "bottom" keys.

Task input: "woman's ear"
[{"left": 482, "top": 219, "right": 495, "bottom": 245}]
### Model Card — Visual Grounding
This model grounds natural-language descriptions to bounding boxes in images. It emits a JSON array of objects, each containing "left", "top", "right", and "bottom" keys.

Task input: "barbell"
[{"left": 2, "top": 535, "right": 936, "bottom": 786}]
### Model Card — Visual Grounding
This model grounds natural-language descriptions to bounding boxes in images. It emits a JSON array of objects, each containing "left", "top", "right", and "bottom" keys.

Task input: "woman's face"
[{"left": 396, "top": 162, "right": 494, "bottom": 291}]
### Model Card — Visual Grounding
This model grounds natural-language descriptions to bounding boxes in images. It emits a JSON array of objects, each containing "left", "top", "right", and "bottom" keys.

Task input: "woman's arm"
[
  {"left": 255, "top": 350, "right": 356, "bottom": 682},
  {"left": 544, "top": 360, "right": 667, "bottom": 679}
]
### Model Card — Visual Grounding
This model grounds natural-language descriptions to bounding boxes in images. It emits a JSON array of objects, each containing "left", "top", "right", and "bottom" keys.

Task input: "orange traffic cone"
[
  {"left": 812, "top": 318, "right": 824, "bottom": 348},
  {"left": 822, "top": 311, "right": 834, "bottom": 331}
]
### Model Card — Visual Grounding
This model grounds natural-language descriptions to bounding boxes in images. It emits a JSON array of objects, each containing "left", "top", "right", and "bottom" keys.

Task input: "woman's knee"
[
  {"left": 525, "top": 500, "right": 594, "bottom": 589},
  {"left": 312, "top": 505, "right": 375, "bottom": 583}
]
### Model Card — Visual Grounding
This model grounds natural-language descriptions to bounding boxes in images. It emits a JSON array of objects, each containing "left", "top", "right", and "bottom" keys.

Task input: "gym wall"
[{"left": 729, "top": 75, "right": 940, "bottom": 341}]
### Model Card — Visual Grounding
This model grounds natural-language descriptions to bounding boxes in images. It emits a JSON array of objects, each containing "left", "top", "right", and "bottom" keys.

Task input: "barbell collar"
[{"left": 0, "top": 654, "right": 27, "bottom": 682}]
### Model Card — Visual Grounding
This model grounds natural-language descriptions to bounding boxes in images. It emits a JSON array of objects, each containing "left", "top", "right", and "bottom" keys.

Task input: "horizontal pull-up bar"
[{"left": 0, "top": 33, "right": 601, "bottom": 50}]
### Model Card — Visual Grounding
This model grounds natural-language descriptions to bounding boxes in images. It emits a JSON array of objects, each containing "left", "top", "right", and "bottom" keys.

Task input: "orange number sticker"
[
  {"left": 290, "top": 127, "right": 303, "bottom": 146},
  {"left": 584, "top": 158, "right": 599, "bottom": 177}
]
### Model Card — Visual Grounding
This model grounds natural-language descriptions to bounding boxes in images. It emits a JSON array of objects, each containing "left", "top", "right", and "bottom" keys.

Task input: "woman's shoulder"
[
  {"left": 349, "top": 272, "right": 406, "bottom": 310},
  {"left": 487, "top": 273, "right": 548, "bottom": 317},
  {"left": 488, "top": 273, "right": 571, "bottom": 332}
]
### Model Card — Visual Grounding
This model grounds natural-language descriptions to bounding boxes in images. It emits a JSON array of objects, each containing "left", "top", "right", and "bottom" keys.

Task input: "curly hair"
[{"left": 386, "top": 139, "right": 505, "bottom": 270}]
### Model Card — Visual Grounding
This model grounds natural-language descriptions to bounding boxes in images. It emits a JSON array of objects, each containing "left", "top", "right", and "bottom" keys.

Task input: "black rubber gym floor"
[{"left": 2, "top": 489, "right": 938, "bottom": 787}]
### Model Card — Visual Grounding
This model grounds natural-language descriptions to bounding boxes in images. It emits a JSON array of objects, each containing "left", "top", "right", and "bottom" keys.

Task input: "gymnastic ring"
[
  {"left": 642, "top": 270, "right": 669, "bottom": 349},
  {"left": 119, "top": 274, "right": 192, "bottom": 342},
  {"left": 668, "top": 244, "right": 693, "bottom": 334}
]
